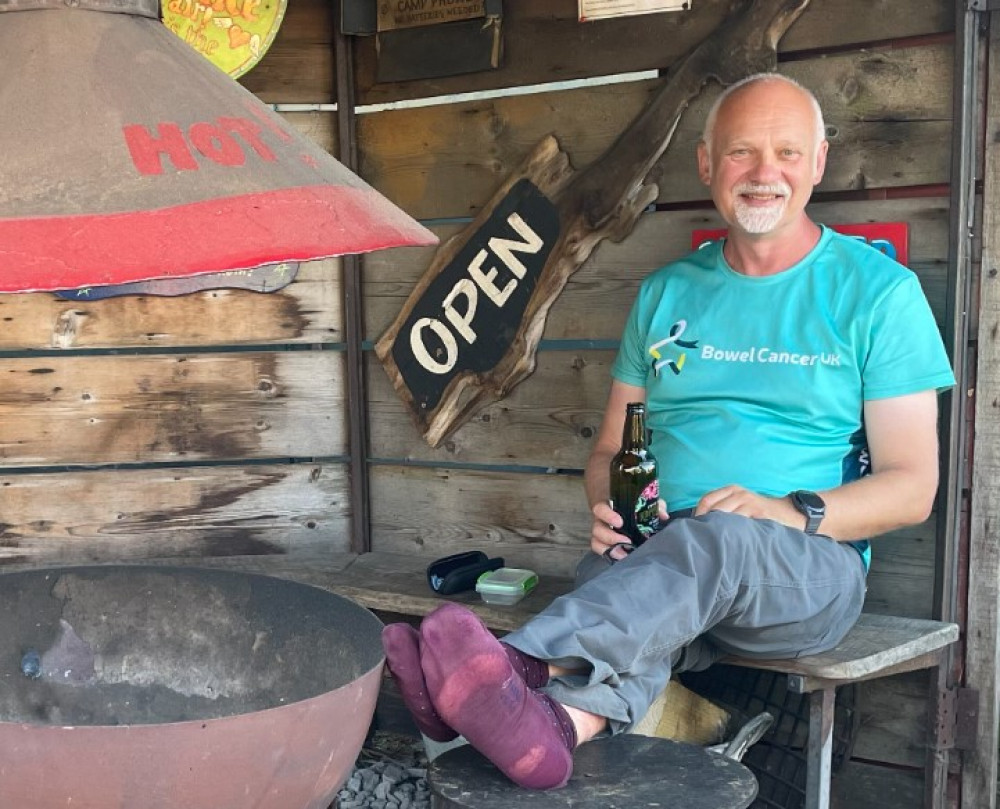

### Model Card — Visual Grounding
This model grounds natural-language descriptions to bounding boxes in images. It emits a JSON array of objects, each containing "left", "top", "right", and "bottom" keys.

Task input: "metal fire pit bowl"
[{"left": 0, "top": 565, "right": 385, "bottom": 809}]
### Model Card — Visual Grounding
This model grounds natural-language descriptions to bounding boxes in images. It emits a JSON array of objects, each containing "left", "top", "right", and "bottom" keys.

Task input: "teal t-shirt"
[{"left": 612, "top": 226, "right": 956, "bottom": 570}]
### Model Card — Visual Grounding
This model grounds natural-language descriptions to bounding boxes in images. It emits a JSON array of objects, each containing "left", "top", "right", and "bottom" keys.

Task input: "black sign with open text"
[{"left": 390, "top": 178, "right": 559, "bottom": 414}]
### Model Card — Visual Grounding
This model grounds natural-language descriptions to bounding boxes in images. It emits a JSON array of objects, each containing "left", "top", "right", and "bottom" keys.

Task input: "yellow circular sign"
[{"left": 163, "top": 0, "right": 287, "bottom": 79}]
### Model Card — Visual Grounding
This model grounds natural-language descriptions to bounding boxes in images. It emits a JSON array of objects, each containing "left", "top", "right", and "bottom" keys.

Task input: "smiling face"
[{"left": 697, "top": 78, "right": 828, "bottom": 243}]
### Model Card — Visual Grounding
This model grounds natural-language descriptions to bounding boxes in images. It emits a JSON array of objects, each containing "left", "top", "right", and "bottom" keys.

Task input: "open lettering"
[{"left": 410, "top": 213, "right": 543, "bottom": 374}]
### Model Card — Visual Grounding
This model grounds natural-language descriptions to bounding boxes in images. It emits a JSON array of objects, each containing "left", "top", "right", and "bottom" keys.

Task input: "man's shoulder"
[
  {"left": 819, "top": 227, "right": 913, "bottom": 281},
  {"left": 643, "top": 243, "right": 719, "bottom": 288}
]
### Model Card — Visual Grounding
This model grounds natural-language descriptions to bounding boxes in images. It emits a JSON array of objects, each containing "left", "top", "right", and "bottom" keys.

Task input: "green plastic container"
[{"left": 475, "top": 567, "right": 539, "bottom": 606}]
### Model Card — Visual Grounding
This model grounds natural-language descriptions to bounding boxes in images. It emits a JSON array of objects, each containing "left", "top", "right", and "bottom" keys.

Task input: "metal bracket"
[
  {"left": 969, "top": 0, "right": 1000, "bottom": 11},
  {"left": 955, "top": 687, "right": 980, "bottom": 752},
  {"left": 935, "top": 686, "right": 979, "bottom": 752}
]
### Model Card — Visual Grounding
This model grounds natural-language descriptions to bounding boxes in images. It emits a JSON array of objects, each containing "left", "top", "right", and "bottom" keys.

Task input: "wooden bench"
[{"left": 224, "top": 550, "right": 961, "bottom": 809}]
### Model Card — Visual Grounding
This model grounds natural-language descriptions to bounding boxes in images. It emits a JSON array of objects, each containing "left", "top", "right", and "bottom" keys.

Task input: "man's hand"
[
  {"left": 591, "top": 500, "right": 670, "bottom": 560},
  {"left": 695, "top": 485, "right": 806, "bottom": 531}
]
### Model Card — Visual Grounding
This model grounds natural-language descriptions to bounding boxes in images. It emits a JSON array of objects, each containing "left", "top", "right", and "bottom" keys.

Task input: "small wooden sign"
[
  {"left": 377, "top": 0, "right": 486, "bottom": 31},
  {"left": 380, "top": 179, "right": 559, "bottom": 421},
  {"left": 579, "top": 0, "right": 689, "bottom": 23}
]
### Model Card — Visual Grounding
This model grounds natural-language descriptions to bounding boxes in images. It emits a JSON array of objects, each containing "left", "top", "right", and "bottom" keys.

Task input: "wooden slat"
[
  {"left": 363, "top": 198, "right": 951, "bottom": 346},
  {"left": 284, "top": 111, "right": 339, "bottom": 154},
  {"left": 0, "top": 464, "right": 351, "bottom": 566},
  {"left": 863, "top": 525, "right": 940, "bottom": 620},
  {"left": 0, "top": 259, "right": 342, "bottom": 351},
  {"left": 727, "top": 614, "right": 958, "bottom": 685},
  {"left": 357, "top": 43, "right": 953, "bottom": 220},
  {"left": 369, "top": 465, "right": 591, "bottom": 579},
  {"left": 352, "top": 0, "right": 954, "bottom": 106},
  {"left": 963, "top": 12, "right": 1000, "bottom": 809},
  {"left": 367, "top": 349, "right": 611, "bottom": 467},
  {"left": 238, "top": 0, "right": 335, "bottom": 104},
  {"left": 0, "top": 351, "right": 346, "bottom": 466},
  {"left": 831, "top": 761, "right": 924, "bottom": 809},
  {"left": 852, "top": 671, "right": 936, "bottom": 768}
]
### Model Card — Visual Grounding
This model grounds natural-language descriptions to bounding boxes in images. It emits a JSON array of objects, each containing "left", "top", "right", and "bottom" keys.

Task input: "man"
[{"left": 381, "top": 73, "right": 956, "bottom": 790}]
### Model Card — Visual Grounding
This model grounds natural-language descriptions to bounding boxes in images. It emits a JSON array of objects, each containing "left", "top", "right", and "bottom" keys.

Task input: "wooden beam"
[
  {"left": 335, "top": 7, "right": 372, "bottom": 555},
  {"left": 962, "top": 11, "right": 1000, "bottom": 809}
]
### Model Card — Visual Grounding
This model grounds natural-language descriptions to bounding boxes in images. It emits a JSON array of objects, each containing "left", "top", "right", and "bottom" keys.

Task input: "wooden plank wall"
[{"left": 0, "top": 1, "right": 958, "bottom": 808}]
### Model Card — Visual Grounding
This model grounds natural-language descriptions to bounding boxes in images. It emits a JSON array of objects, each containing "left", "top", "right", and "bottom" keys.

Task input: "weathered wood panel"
[
  {"left": 357, "top": 43, "right": 952, "bottom": 220},
  {"left": 367, "top": 349, "right": 610, "bottom": 467},
  {"left": 352, "top": 0, "right": 954, "bottom": 106},
  {"left": 364, "top": 197, "right": 950, "bottom": 353},
  {"left": 963, "top": 12, "right": 1000, "bottom": 809},
  {"left": 369, "top": 465, "right": 590, "bottom": 578},
  {"left": 831, "top": 760, "right": 923, "bottom": 809},
  {"left": 0, "top": 464, "right": 350, "bottom": 565},
  {"left": 0, "top": 259, "right": 342, "bottom": 351},
  {"left": 852, "top": 670, "right": 933, "bottom": 768},
  {"left": 864, "top": 524, "right": 939, "bottom": 620},
  {"left": 284, "top": 111, "right": 339, "bottom": 154},
  {"left": 238, "top": 0, "right": 336, "bottom": 104},
  {"left": 0, "top": 352, "right": 345, "bottom": 466}
]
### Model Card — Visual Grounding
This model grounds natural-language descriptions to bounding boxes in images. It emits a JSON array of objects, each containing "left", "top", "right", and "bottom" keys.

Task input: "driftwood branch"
[{"left": 376, "top": 0, "right": 812, "bottom": 447}]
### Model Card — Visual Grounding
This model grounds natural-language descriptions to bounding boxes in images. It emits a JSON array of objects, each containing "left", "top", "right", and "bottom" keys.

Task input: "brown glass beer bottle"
[{"left": 610, "top": 402, "right": 661, "bottom": 546}]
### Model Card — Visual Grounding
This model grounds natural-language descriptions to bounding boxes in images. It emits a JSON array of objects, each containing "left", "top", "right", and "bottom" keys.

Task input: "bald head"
[{"left": 701, "top": 73, "right": 826, "bottom": 159}]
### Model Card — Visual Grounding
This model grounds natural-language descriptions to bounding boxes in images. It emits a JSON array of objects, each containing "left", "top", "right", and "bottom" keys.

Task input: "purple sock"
[
  {"left": 419, "top": 603, "right": 576, "bottom": 790},
  {"left": 382, "top": 623, "right": 458, "bottom": 742},
  {"left": 382, "top": 625, "right": 550, "bottom": 742},
  {"left": 501, "top": 642, "right": 549, "bottom": 689}
]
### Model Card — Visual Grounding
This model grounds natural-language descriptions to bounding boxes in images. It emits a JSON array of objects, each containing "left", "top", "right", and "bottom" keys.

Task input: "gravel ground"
[{"left": 335, "top": 731, "right": 432, "bottom": 809}]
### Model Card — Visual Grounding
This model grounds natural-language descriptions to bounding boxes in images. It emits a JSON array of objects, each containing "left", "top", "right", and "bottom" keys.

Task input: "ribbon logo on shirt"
[{"left": 649, "top": 320, "right": 699, "bottom": 377}]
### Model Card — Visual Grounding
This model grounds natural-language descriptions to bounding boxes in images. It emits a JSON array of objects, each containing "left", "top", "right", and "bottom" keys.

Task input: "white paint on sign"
[
  {"left": 578, "top": 0, "right": 689, "bottom": 22},
  {"left": 409, "top": 213, "right": 545, "bottom": 375}
]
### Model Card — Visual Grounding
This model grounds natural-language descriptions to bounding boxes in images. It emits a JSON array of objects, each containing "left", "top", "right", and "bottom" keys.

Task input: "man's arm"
[
  {"left": 816, "top": 389, "right": 940, "bottom": 539},
  {"left": 695, "top": 389, "right": 941, "bottom": 540}
]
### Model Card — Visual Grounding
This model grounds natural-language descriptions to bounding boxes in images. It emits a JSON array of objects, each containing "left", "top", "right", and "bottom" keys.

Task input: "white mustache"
[{"left": 734, "top": 183, "right": 791, "bottom": 197}]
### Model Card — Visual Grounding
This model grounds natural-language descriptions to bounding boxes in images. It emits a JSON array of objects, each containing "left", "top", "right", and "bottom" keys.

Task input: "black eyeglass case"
[{"left": 427, "top": 551, "right": 505, "bottom": 595}]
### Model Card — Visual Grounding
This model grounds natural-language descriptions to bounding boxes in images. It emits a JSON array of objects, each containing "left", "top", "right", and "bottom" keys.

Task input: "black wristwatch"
[{"left": 790, "top": 490, "right": 826, "bottom": 535}]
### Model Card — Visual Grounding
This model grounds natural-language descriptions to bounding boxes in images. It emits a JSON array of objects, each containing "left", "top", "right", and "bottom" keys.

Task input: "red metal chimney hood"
[{"left": 0, "top": 0, "right": 436, "bottom": 293}]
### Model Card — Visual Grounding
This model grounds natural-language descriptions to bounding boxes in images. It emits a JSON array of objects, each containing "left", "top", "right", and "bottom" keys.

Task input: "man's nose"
[{"left": 748, "top": 153, "right": 782, "bottom": 182}]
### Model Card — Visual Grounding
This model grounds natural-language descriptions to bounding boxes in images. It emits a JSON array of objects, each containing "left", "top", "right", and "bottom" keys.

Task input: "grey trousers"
[{"left": 504, "top": 511, "right": 867, "bottom": 734}]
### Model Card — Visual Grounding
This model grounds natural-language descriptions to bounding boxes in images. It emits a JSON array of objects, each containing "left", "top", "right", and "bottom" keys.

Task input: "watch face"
[{"left": 795, "top": 490, "right": 825, "bottom": 512}]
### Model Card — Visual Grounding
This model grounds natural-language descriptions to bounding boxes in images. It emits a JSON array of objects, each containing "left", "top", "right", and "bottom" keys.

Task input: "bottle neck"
[{"left": 622, "top": 408, "right": 647, "bottom": 451}]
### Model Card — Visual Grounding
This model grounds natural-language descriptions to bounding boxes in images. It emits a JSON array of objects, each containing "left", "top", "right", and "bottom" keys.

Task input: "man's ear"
[
  {"left": 697, "top": 142, "right": 712, "bottom": 186},
  {"left": 812, "top": 140, "right": 829, "bottom": 186}
]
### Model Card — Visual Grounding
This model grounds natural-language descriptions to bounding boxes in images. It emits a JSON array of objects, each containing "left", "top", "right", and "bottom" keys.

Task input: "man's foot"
[
  {"left": 382, "top": 623, "right": 458, "bottom": 742},
  {"left": 419, "top": 603, "right": 576, "bottom": 790}
]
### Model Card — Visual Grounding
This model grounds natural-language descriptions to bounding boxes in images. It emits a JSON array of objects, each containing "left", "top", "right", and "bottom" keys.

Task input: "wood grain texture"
[
  {"left": 831, "top": 761, "right": 923, "bottom": 809},
  {"left": 369, "top": 465, "right": 591, "bottom": 578},
  {"left": 352, "top": 0, "right": 954, "bottom": 106},
  {"left": 963, "top": 13, "right": 1000, "bottom": 809},
  {"left": 237, "top": 0, "right": 336, "bottom": 104},
  {"left": 357, "top": 43, "right": 953, "bottom": 220},
  {"left": 0, "top": 258, "right": 342, "bottom": 351},
  {"left": 0, "top": 352, "right": 346, "bottom": 466},
  {"left": 0, "top": 464, "right": 350, "bottom": 565}
]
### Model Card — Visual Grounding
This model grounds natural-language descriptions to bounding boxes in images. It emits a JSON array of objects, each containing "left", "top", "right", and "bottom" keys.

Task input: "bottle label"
[{"left": 634, "top": 479, "right": 661, "bottom": 540}]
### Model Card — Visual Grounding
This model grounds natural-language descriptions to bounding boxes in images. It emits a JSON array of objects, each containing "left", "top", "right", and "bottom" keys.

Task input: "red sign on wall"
[{"left": 691, "top": 222, "right": 909, "bottom": 266}]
